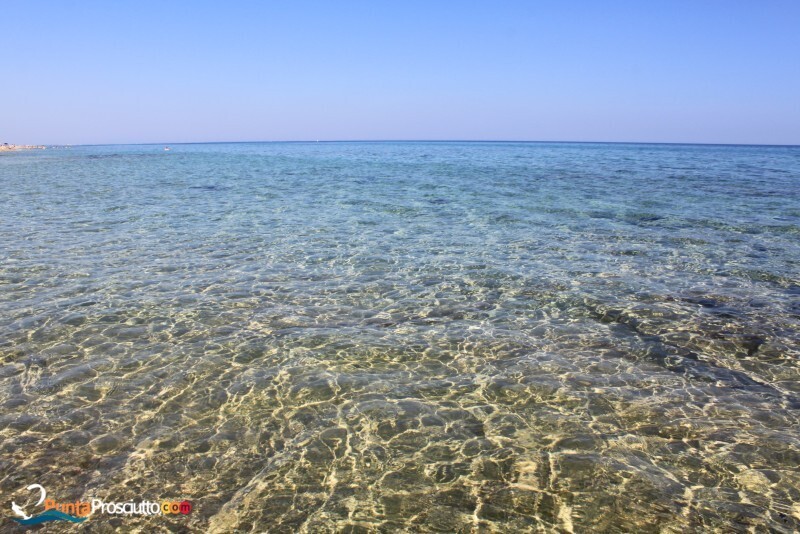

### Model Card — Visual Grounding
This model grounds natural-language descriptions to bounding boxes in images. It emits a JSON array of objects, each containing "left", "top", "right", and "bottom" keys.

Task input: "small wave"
[{"left": 14, "top": 509, "right": 87, "bottom": 525}]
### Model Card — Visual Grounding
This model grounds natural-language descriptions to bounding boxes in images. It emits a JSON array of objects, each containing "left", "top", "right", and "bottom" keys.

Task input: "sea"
[{"left": 1, "top": 141, "right": 798, "bottom": 532}]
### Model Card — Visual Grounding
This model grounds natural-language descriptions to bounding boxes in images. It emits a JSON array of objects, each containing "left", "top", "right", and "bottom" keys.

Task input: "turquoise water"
[{"left": 1, "top": 142, "right": 799, "bottom": 532}]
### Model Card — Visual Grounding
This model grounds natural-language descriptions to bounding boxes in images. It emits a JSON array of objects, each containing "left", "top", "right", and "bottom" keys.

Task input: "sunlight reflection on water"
[{"left": 1, "top": 142, "right": 799, "bottom": 532}]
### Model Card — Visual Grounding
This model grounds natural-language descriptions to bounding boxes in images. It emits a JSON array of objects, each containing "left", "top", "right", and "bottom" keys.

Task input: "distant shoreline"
[
  {"left": 53, "top": 140, "right": 800, "bottom": 149},
  {"left": 0, "top": 144, "right": 46, "bottom": 151},
  {"left": 4, "top": 141, "right": 800, "bottom": 150}
]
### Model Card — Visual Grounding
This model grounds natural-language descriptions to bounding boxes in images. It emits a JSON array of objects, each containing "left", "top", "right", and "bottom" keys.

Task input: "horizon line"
[{"left": 41, "top": 139, "right": 800, "bottom": 149}]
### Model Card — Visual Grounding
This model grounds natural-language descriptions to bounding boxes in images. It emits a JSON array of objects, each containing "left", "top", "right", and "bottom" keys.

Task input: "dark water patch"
[
  {"left": 85, "top": 153, "right": 161, "bottom": 160},
  {"left": 189, "top": 185, "right": 231, "bottom": 192},
  {"left": 700, "top": 306, "right": 742, "bottom": 319},
  {"left": 683, "top": 296, "right": 722, "bottom": 308},
  {"left": 624, "top": 212, "right": 664, "bottom": 223},
  {"left": 608, "top": 248, "right": 644, "bottom": 256},
  {"left": 583, "top": 299, "right": 798, "bottom": 406},
  {"left": 585, "top": 210, "right": 616, "bottom": 219}
]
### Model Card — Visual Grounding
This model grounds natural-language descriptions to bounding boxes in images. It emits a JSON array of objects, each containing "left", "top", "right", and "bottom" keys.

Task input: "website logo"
[
  {"left": 11, "top": 484, "right": 87, "bottom": 525},
  {"left": 9, "top": 483, "right": 191, "bottom": 526}
]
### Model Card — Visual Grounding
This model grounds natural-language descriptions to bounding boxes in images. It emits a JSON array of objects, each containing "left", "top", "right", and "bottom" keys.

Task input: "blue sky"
[{"left": 2, "top": 1, "right": 799, "bottom": 145}]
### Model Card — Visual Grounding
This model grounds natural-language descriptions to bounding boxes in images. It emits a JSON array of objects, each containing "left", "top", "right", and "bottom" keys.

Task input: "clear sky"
[{"left": 2, "top": 1, "right": 799, "bottom": 145}]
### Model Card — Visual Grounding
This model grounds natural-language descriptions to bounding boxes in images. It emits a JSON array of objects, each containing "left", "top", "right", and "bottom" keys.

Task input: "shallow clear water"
[{"left": 1, "top": 142, "right": 799, "bottom": 532}]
